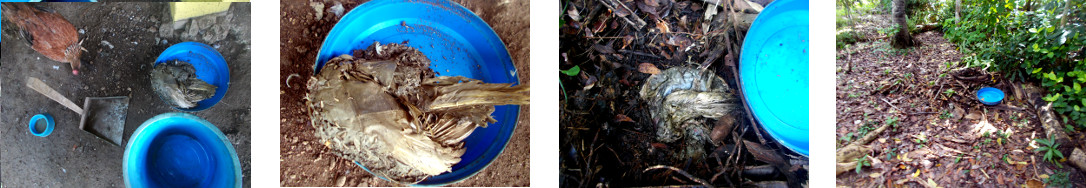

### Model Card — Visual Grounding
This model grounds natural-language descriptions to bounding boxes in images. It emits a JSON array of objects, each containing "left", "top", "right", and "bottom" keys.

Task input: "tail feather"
[{"left": 423, "top": 77, "right": 530, "bottom": 111}]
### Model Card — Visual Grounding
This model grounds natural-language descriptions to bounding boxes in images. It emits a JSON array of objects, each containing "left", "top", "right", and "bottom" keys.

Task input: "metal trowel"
[{"left": 27, "top": 77, "right": 129, "bottom": 146}]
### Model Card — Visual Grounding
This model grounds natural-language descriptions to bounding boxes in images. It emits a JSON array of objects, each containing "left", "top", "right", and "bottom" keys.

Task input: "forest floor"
[
  {"left": 835, "top": 13, "right": 1086, "bottom": 187},
  {"left": 559, "top": 0, "right": 808, "bottom": 187}
]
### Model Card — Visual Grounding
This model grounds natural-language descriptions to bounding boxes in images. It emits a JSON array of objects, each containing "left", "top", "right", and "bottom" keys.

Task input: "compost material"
[
  {"left": 305, "top": 43, "right": 528, "bottom": 183},
  {"left": 640, "top": 67, "right": 737, "bottom": 159},
  {"left": 150, "top": 60, "right": 218, "bottom": 109},
  {"left": 559, "top": 0, "right": 808, "bottom": 187}
]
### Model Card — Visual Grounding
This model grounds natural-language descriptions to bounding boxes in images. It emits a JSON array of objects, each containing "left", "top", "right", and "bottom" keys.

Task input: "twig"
[
  {"left": 644, "top": 165, "right": 714, "bottom": 187},
  {"left": 881, "top": 98, "right": 903, "bottom": 113},
  {"left": 286, "top": 73, "right": 301, "bottom": 88},
  {"left": 596, "top": 0, "right": 646, "bottom": 29}
]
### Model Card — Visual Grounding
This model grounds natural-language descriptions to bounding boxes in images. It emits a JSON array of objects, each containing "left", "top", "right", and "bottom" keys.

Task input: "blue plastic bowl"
[
  {"left": 153, "top": 42, "right": 230, "bottom": 111},
  {"left": 739, "top": 0, "right": 809, "bottom": 156},
  {"left": 314, "top": 0, "right": 519, "bottom": 185},
  {"left": 124, "top": 113, "right": 241, "bottom": 188},
  {"left": 977, "top": 87, "right": 1004, "bottom": 105}
]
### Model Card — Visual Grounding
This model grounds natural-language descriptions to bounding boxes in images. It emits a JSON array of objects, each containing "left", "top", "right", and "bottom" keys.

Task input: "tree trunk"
[
  {"left": 890, "top": 0, "right": 915, "bottom": 49},
  {"left": 955, "top": 0, "right": 961, "bottom": 24},
  {"left": 1059, "top": 0, "right": 1071, "bottom": 28}
]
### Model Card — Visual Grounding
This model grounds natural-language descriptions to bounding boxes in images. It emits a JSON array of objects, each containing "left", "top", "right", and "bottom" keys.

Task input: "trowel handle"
[{"left": 27, "top": 77, "right": 84, "bottom": 115}]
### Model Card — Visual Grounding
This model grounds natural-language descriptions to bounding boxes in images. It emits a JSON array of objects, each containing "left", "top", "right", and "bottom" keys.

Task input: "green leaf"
[
  {"left": 560, "top": 65, "right": 581, "bottom": 76},
  {"left": 1033, "top": 68, "right": 1043, "bottom": 74},
  {"left": 1076, "top": 82, "right": 1082, "bottom": 93}
]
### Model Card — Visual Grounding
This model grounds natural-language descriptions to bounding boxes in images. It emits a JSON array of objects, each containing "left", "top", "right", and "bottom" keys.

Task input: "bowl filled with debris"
[
  {"left": 123, "top": 112, "right": 241, "bottom": 188},
  {"left": 313, "top": 0, "right": 521, "bottom": 185},
  {"left": 977, "top": 87, "right": 1004, "bottom": 105},
  {"left": 151, "top": 42, "right": 229, "bottom": 111},
  {"left": 738, "top": 0, "right": 810, "bottom": 156}
]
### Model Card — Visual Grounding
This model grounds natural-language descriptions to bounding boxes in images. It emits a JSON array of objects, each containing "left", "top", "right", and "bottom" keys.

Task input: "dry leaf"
[
  {"left": 655, "top": 19, "right": 670, "bottom": 33},
  {"left": 638, "top": 63, "right": 661, "bottom": 75},
  {"left": 567, "top": 8, "right": 581, "bottom": 21},
  {"left": 1024, "top": 179, "right": 1044, "bottom": 188},
  {"left": 643, "top": 0, "right": 658, "bottom": 7},
  {"left": 614, "top": 114, "right": 635, "bottom": 122}
]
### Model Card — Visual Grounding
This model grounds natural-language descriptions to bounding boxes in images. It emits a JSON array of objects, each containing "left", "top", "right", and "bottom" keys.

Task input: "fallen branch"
[{"left": 835, "top": 116, "right": 894, "bottom": 175}]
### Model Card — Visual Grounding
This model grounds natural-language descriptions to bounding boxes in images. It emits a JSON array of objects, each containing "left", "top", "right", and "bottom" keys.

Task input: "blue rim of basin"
[
  {"left": 314, "top": 0, "right": 519, "bottom": 186},
  {"left": 977, "top": 87, "right": 1004, "bottom": 105},
  {"left": 28, "top": 113, "right": 55, "bottom": 137},
  {"left": 738, "top": 0, "right": 809, "bottom": 157},
  {"left": 153, "top": 42, "right": 230, "bottom": 111},
  {"left": 123, "top": 112, "right": 241, "bottom": 188}
]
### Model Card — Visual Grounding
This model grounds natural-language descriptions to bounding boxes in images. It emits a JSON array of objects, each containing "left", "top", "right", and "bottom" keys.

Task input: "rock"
[
  {"left": 335, "top": 175, "right": 346, "bottom": 187},
  {"left": 310, "top": 2, "right": 325, "bottom": 20},
  {"left": 330, "top": 3, "right": 345, "bottom": 18}
]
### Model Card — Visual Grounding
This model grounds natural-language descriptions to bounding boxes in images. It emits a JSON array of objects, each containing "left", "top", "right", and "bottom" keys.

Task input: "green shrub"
[
  {"left": 943, "top": 0, "right": 1086, "bottom": 128},
  {"left": 1035, "top": 137, "right": 1065, "bottom": 167}
]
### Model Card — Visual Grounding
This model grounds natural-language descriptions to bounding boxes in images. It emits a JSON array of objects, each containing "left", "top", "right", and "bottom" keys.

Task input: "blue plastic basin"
[
  {"left": 977, "top": 87, "right": 1004, "bottom": 105},
  {"left": 153, "top": 42, "right": 230, "bottom": 111},
  {"left": 739, "top": 0, "right": 809, "bottom": 156},
  {"left": 314, "top": 0, "right": 519, "bottom": 185},
  {"left": 124, "top": 113, "right": 241, "bottom": 188}
]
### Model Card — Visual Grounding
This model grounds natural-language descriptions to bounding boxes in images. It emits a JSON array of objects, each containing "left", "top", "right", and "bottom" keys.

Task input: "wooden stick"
[{"left": 26, "top": 77, "right": 83, "bottom": 115}]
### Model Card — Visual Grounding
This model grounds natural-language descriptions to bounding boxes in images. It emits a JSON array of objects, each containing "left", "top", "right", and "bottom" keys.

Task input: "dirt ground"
[
  {"left": 0, "top": 3, "right": 252, "bottom": 187},
  {"left": 835, "top": 14, "right": 1085, "bottom": 187},
  {"left": 278, "top": 0, "right": 530, "bottom": 186}
]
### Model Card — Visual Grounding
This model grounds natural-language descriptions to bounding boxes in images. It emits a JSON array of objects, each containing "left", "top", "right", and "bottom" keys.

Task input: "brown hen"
[{"left": 2, "top": 3, "right": 84, "bottom": 75}]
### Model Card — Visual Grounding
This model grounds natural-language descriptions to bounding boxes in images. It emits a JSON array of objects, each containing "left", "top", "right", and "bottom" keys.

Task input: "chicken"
[
  {"left": 640, "top": 67, "right": 737, "bottom": 159},
  {"left": 306, "top": 43, "right": 529, "bottom": 183},
  {"left": 1, "top": 3, "right": 84, "bottom": 75},
  {"left": 150, "top": 60, "right": 218, "bottom": 109}
]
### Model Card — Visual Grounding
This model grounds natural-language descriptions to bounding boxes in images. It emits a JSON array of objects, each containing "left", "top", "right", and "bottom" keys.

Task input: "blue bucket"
[
  {"left": 123, "top": 113, "right": 241, "bottom": 188},
  {"left": 739, "top": 0, "right": 809, "bottom": 156},
  {"left": 977, "top": 87, "right": 1004, "bottom": 105},
  {"left": 153, "top": 42, "right": 230, "bottom": 111},
  {"left": 314, "top": 0, "right": 519, "bottom": 185}
]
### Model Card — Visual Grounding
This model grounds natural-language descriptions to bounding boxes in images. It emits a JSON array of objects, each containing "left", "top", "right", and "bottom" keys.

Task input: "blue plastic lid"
[
  {"left": 977, "top": 87, "right": 1004, "bottom": 105},
  {"left": 739, "top": 0, "right": 809, "bottom": 156},
  {"left": 314, "top": 0, "right": 519, "bottom": 185},
  {"left": 124, "top": 112, "right": 241, "bottom": 188},
  {"left": 153, "top": 42, "right": 230, "bottom": 111}
]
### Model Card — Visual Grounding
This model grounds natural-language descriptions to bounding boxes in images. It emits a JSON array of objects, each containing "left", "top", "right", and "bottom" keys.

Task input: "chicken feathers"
[
  {"left": 307, "top": 43, "right": 528, "bottom": 183},
  {"left": 1, "top": 3, "right": 83, "bottom": 75}
]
